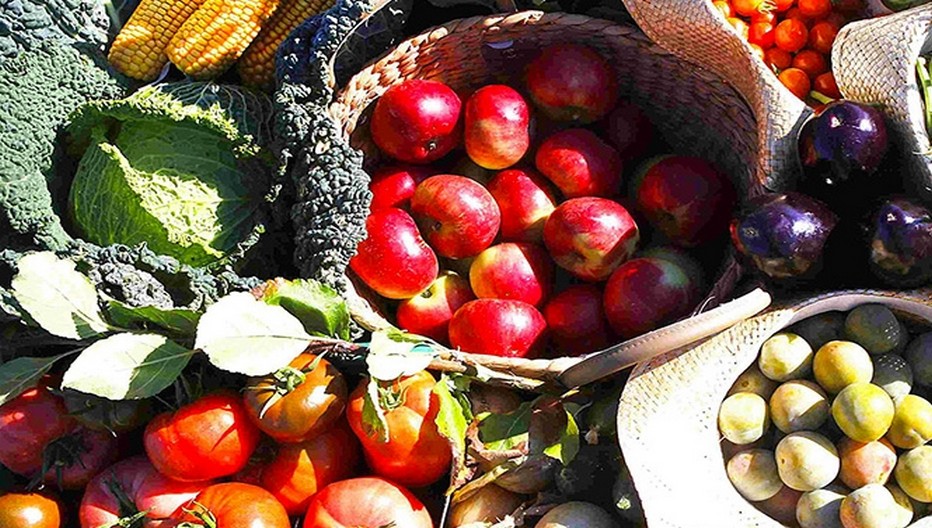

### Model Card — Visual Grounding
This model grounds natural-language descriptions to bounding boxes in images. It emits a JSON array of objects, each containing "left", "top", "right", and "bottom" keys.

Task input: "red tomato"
[
  {"left": 751, "top": 10, "right": 777, "bottom": 24},
  {"left": 79, "top": 456, "right": 212, "bottom": 528},
  {"left": 712, "top": 0, "right": 734, "bottom": 17},
  {"left": 243, "top": 353, "right": 347, "bottom": 443},
  {"left": 43, "top": 427, "right": 118, "bottom": 490},
  {"left": 791, "top": 49, "right": 828, "bottom": 78},
  {"left": 771, "top": 0, "right": 795, "bottom": 11},
  {"left": 798, "top": 0, "right": 831, "bottom": 18},
  {"left": 0, "top": 382, "right": 75, "bottom": 476},
  {"left": 778, "top": 67, "right": 812, "bottom": 99},
  {"left": 808, "top": 21, "right": 839, "bottom": 55},
  {"left": 814, "top": 71, "right": 842, "bottom": 99},
  {"left": 733, "top": 0, "right": 767, "bottom": 16},
  {"left": 765, "top": 47, "right": 793, "bottom": 70},
  {"left": 774, "top": 19, "right": 808, "bottom": 52},
  {"left": 0, "top": 492, "right": 63, "bottom": 528},
  {"left": 144, "top": 392, "right": 261, "bottom": 482},
  {"left": 260, "top": 422, "right": 360, "bottom": 515},
  {"left": 748, "top": 21, "right": 776, "bottom": 48},
  {"left": 727, "top": 17, "right": 750, "bottom": 40},
  {"left": 783, "top": 7, "right": 809, "bottom": 24},
  {"left": 303, "top": 477, "right": 434, "bottom": 528},
  {"left": 346, "top": 371, "right": 452, "bottom": 488},
  {"left": 173, "top": 483, "right": 290, "bottom": 528}
]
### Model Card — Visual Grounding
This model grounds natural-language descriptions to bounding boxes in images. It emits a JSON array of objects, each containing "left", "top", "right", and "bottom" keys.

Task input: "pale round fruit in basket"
[
  {"left": 759, "top": 332, "right": 814, "bottom": 382},
  {"left": 844, "top": 305, "right": 906, "bottom": 356},
  {"left": 797, "top": 487, "right": 846, "bottom": 528},
  {"left": 872, "top": 355, "right": 914, "bottom": 400},
  {"left": 759, "top": 485, "right": 804, "bottom": 526},
  {"left": 814, "top": 341, "right": 874, "bottom": 394},
  {"left": 770, "top": 380, "right": 830, "bottom": 433},
  {"left": 449, "top": 484, "right": 525, "bottom": 527},
  {"left": 726, "top": 449, "right": 783, "bottom": 502},
  {"left": 838, "top": 437, "right": 898, "bottom": 490},
  {"left": 793, "top": 312, "right": 846, "bottom": 351},
  {"left": 905, "top": 333, "right": 932, "bottom": 388},
  {"left": 832, "top": 383, "right": 895, "bottom": 443},
  {"left": 534, "top": 501, "right": 617, "bottom": 528},
  {"left": 894, "top": 445, "right": 932, "bottom": 503},
  {"left": 885, "top": 484, "right": 915, "bottom": 528},
  {"left": 728, "top": 365, "right": 779, "bottom": 400},
  {"left": 776, "top": 431, "right": 840, "bottom": 492},
  {"left": 719, "top": 393, "right": 771, "bottom": 445},
  {"left": 886, "top": 394, "right": 932, "bottom": 449},
  {"left": 840, "top": 484, "right": 901, "bottom": 528}
]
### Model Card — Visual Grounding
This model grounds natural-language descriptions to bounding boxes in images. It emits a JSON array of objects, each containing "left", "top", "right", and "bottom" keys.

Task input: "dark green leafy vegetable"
[{"left": 0, "top": 0, "right": 110, "bottom": 60}]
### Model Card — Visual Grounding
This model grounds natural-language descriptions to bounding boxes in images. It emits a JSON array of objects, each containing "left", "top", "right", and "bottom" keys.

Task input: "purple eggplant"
[
  {"left": 868, "top": 196, "right": 932, "bottom": 288},
  {"left": 730, "top": 192, "right": 839, "bottom": 281}
]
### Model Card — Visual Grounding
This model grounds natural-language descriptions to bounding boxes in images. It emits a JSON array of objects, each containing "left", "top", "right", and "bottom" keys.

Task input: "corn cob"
[
  {"left": 237, "top": 0, "right": 335, "bottom": 89},
  {"left": 166, "top": 0, "right": 282, "bottom": 80},
  {"left": 108, "top": 0, "right": 208, "bottom": 81}
]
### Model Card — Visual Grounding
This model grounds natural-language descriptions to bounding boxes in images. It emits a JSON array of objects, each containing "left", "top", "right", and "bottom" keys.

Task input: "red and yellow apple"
[
  {"left": 525, "top": 43, "right": 618, "bottom": 124},
  {"left": 469, "top": 242, "right": 554, "bottom": 308},
  {"left": 368, "top": 164, "right": 433, "bottom": 210},
  {"left": 410, "top": 175, "right": 501, "bottom": 259},
  {"left": 370, "top": 79, "right": 462, "bottom": 164},
  {"left": 396, "top": 271, "right": 475, "bottom": 344},
  {"left": 603, "top": 256, "right": 695, "bottom": 338},
  {"left": 449, "top": 299, "right": 548, "bottom": 358},
  {"left": 464, "top": 85, "right": 530, "bottom": 170},
  {"left": 535, "top": 129, "right": 623, "bottom": 198},
  {"left": 487, "top": 168, "right": 558, "bottom": 243}
]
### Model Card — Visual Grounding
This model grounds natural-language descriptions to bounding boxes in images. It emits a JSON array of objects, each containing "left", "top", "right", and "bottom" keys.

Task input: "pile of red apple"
[{"left": 349, "top": 43, "right": 738, "bottom": 359}]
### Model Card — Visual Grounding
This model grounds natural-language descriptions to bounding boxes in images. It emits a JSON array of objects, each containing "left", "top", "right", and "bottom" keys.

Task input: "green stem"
[{"left": 917, "top": 57, "right": 932, "bottom": 137}]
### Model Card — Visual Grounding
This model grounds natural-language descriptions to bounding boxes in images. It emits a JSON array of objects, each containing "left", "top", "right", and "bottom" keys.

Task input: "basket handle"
[{"left": 556, "top": 288, "right": 772, "bottom": 388}]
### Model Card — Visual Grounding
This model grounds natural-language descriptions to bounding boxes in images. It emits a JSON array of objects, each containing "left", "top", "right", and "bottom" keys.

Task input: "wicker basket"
[
  {"left": 617, "top": 288, "right": 932, "bottom": 528},
  {"left": 833, "top": 4, "right": 932, "bottom": 206},
  {"left": 619, "top": 0, "right": 811, "bottom": 194}
]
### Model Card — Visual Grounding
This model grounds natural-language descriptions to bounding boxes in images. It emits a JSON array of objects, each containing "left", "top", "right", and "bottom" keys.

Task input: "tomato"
[
  {"left": 765, "top": 47, "right": 793, "bottom": 70},
  {"left": 243, "top": 352, "right": 347, "bottom": 444},
  {"left": 0, "top": 492, "right": 63, "bottom": 528},
  {"left": 748, "top": 21, "right": 776, "bottom": 48},
  {"left": 733, "top": 0, "right": 767, "bottom": 16},
  {"left": 814, "top": 71, "right": 842, "bottom": 99},
  {"left": 783, "top": 7, "right": 809, "bottom": 24},
  {"left": 62, "top": 389, "right": 151, "bottom": 433},
  {"left": 144, "top": 392, "right": 261, "bottom": 482},
  {"left": 778, "top": 67, "right": 812, "bottom": 100},
  {"left": 711, "top": 0, "right": 734, "bottom": 18},
  {"left": 798, "top": 0, "right": 831, "bottom": 18},
  {"left": 791, "top": 49, "right": 828, "bottom": 78},
  {"left": 42, "top": 427, "right": 118, "bottom": 490},
  {"left": 727, "top": 17, "right": 749, "bottom": 40},
  {"left": 173, "top": 483, "right": 290, "bottom": 528},
  {"left": 771, "top": 0, "right": 795, "bottom": 11},
  {"left": 79, "top": 456, "right": 212, "bottom": 528},
  {"left": 260, "top": 422, "right": 360, "bottom": 515},
  {"left": 774, "top": 19, "right": 808, "bottom": 52},
  {"left": 808, "top": 20, "right": 839, "bottom": 55},
  {"left": 0, "top": 382, "right": 75, "bottom": 476},
  {"left": 302, "top": 477, "right": 433, "bottom": 528},
  {"left": 346, "top": 371, "right": 452, "bottom": 488},
  {"left": 751, "top": 10, "right": 777, "bottom": 24}
]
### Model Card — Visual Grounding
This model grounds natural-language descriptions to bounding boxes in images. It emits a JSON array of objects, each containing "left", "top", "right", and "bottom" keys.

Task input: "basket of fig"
[
  {"left": 274, "top": 0, "right": 780, "bottom": 389},
  {"left": 618, "top": 290, "right": 932, "bottom": 527}
]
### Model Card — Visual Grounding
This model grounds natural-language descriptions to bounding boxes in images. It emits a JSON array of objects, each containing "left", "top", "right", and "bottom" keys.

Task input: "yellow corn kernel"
[
  {"left": 166, "top": 0, "right": 282, "bottom": 80},
  {"left": 109, "top": 0, "right": 208, "bottom": 81},
  {"left": 237, "top": 0, "right": 335, "bottom": 90}
]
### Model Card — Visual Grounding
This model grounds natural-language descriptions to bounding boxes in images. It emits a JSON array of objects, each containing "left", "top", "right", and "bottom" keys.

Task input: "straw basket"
[
  {"left": 286, "top": 6, "right": 778, "bottom": 389},
  {"left": 833, "top": 4, "right": 932, "bottom": 205},
  {"left": 617, "top": 288, "right": 932, "bottom": 528}
]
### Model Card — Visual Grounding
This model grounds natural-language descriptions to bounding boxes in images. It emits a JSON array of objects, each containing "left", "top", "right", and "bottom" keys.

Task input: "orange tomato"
[
  {"left": 712, "top": 0, "right": 735, "bottom": 17},
  {"left": 813, "top": 71, "right": 841, "bottom": 99},
  {"left": 778, "top": 67, "right": 811, "bottom": 100},
  {"left": 733, "top": 0, "right": 767, "bottom": 17},
  {"left": 728, "top": 17, "right": 750, "bottom": 40},
  {"left": 765, "top": 47, "right": 793, "bottom": 70},
  {"left": 772, "top": 0, "right": 795, "bottom": 11},
  {"left": 749, "top": 21, "right": 776, "bottom": 48},
  {"left": 752, "top": 10, "right": 777, "bottom": 24},
  {"left": 798, "top": 0, "right": 831, "bottom": 18},
  {"left": 808, "top": 21, "right": 839, "bottom": 55},
  {"left": 792, "top": 49, "right": 828, "bottom": 78},
  {"left": 774, "top": 19, "right": 808, "bottom": 52},
  {"left": 783, "top": 7, "right": 809, "bottom": 25}
]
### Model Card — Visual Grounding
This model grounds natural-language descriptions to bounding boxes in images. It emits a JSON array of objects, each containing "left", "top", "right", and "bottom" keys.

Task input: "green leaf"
[
  {"left": 195, "top": 292, "right": 311, "bottom": 376},
  {"left": 433, "top": 374, "right": 471, "bottom": 493},
  {"left": 257, "top": 278, "right": 351, "bottom": 339},
  {"left": 478, "top": 402, "right": 533, "bottom": 453},
  {"left": 62, "top": 333, "right": 194, "bottom": 400},
  {"left": 365, "top": 330, "right": 436, "bottom": 382},
  {"left": 541, "top": 409, "right": 580, "bottom": 465},
  {"left": 11, "top": 252, "right": 110, "bottom": 339},
  {"left": 105, "top": 299, "right": 201, "bottom": 337},
  {"left": 361, "top": 377, "right": 390, "bottom": 443},
  {"left": 0, "top": 354, "right": 72, "bottom": 406},
  {"left": 528, "top": 397, "right": 580, "bottom": 466}
]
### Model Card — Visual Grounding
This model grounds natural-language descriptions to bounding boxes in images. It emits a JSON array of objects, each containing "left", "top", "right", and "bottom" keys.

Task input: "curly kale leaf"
[
  {"left": 0, "top": 41, "right": 129, "bottom": 252},
  {"left": 0, "top": 0, "right": 111, "bottom": 60}
]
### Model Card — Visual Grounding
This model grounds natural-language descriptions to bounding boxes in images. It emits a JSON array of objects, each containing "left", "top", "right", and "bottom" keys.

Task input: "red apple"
[
  {"left": 469, "top": 243, "right": 554, "bottom": 308},
  {"left": 396, "top": 271, "right": 475, "bottom": 344},
  {"left": 464, "top": 85, "right": 531, "bottom": 170},
  {"left": 410, "top": 175, "right": 501, "bottom": 259},
  {"left": 487, "top": 168, "right": 558, "bottom": 243},
  {"left": 525, "top": 43, "right": 618, "bottom": 124},
  {"left": 535, "top": 129, "right": 623, "bottom": 198},
  {"left": 543, "top": 285, "right": 611, "bottom": 356},
  {"left": 603, "top": 100, "right": 654, "bottom": 161},
  {"left": 633, "top": 156, "right": 737, "bottom": 247},
  {"left": 370, "top": 79, "right": 462, "bottom": 164},
  {"left": 637, "top": 245, "right": 706, "bottom": 306},
  {"left": 603, "top": 257, "right": 695, "bottom": 338},
  {"left": 368, "top": 165, "right": 433, "bottom": 210},
  {"left": 448, "top": 299, "right": 548, "bottom": 358},
  {"left": 349, "top": 208, "right": 439, "bottom": 299},
  {"left": 543, "top": 197, "right": 640, "bottom": 281}
]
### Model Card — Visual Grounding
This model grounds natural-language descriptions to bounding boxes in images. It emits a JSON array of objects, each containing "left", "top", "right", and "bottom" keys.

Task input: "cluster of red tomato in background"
[
  {"left": 712, "top": 0, "right": 865, "bottom": 104},
  {"left": 0, "top": 353, "right": 447, "bottom": 527}
]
